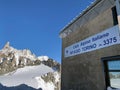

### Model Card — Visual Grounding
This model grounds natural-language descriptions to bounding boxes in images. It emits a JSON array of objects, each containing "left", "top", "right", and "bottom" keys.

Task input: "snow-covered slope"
[
  {"left": 0, "top": 42, "right": 61, "bottom": 90},
  {"left": 0, "top": 64, "right": 56, "bottom": 89}
]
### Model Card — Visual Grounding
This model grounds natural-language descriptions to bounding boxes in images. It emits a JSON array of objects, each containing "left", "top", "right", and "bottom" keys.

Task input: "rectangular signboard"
[{"left": 65, "top": 25, "right": 120, "bottom": 57}]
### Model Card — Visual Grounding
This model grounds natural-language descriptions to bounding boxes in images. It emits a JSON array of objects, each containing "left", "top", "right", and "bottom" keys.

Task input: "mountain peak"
[
  {"left": 3, "top": 42, "right": 10, "bottom": 49},
  {"left": 0, "top": 41, "right": 60, "bottom": 90}
]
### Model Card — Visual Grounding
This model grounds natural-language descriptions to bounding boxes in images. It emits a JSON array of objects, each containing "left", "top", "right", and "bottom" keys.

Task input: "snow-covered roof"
[{"left": 59, "top": 0, "right": 115, "bottom": 38}]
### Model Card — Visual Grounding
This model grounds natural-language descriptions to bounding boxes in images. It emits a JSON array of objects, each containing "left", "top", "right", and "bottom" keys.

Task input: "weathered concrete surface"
[{"left": 61, "top": 1, "right": 120, "bottom": 90}]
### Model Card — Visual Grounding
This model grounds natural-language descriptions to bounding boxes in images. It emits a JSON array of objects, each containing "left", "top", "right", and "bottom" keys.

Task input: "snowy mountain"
[{"left": 0, "top": 42, "right": 60, "bottom": 90}]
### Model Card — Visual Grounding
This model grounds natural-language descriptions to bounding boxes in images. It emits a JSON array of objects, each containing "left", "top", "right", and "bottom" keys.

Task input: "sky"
[{"left": 0, "top": 0, "right": 94, "bottom": 63}]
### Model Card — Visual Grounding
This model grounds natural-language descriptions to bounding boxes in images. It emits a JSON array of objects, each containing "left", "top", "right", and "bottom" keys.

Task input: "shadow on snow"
[{"left": 0, "top": 83, "right": 42, "bottom": 90}]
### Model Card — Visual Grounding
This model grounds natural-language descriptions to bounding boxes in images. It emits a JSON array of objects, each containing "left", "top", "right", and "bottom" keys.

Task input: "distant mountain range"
[{"left": 0, "top": 42, "right": 60, "bottom": 90}]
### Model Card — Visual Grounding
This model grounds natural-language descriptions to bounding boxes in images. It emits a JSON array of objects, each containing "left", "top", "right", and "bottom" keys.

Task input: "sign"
[{"left": 65, "top": 25, "right": 120, "bottom": 57}]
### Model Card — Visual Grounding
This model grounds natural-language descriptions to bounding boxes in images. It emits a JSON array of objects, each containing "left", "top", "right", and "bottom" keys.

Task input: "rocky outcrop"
[
  {"left": 0, "top": 59, "right": 17, "bottom": 75},
  {"left": 42, "top": 59, "right": 60, "bottom": 72},
  {"left": 0, "top": 42, "right": 36, "bottom": 74},
  {"left": 41, "top": 71, "right": 60, "bottom": 90}
]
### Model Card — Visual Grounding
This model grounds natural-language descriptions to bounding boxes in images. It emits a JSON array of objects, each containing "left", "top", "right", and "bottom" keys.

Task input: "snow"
[
  {"left": 110, "top": 79, "right": 120, "bottom": 89},
  {"left": 0, "top": 42, "right": 60, "bottom": 90},
  {"left": 1, "top": 43, "right": 37, "bottom": 60},
  {"left": 24, "top": 58, "right": 27, "bottom": 65},
  {"left": 14, "top": 53, "right": 19, "bottom": 66},
  {"left": 0, "top": 42, "right": 50, "bottom": 66},
  {"left": 54, "top": 72, "right": 60, "bottom": 82},
  {"left": 38, "top": 56, "right": 49, "bottom": 61},
  {"left": 0, "top": 58, "right": 3, "bottom": 64},
  {"left": 107, "top": 79, "right": 120, "bottom": 90},
  {"left": 35, "top": 76, "right": 55, "bottom": 90},
  {"left": 0, "top": 64, "right": 54, "bottom": 89}
]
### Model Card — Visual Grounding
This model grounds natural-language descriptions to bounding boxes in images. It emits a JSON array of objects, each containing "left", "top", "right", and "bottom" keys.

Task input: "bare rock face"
[
  {"left": 0, "top": 58, "right": 17, "bottom": 74},
  {"left": 34, "top": 59, "right": 41, "bottom": 65},
  {"left": 42, "top": 59, "right": 60, "bottom": 72}
]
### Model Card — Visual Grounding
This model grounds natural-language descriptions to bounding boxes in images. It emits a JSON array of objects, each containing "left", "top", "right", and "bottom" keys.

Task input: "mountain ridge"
[{"left": 0, "top": 42, "right": 60, "bottom": 90}]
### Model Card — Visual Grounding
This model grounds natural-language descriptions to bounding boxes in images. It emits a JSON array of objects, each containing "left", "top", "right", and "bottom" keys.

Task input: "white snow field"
[{"left": 0, "top": 64, "right": 55, "bottom": 90}]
